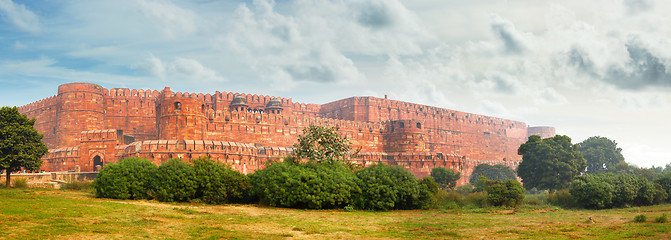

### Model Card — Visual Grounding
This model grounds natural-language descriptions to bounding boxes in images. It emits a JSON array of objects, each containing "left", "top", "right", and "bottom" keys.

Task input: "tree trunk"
[{"left": 5, "top": 171, "right": 10, "bottom": 188}]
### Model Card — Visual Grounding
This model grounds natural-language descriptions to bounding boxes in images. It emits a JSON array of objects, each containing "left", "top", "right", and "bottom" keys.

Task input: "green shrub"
[
  {"left": 430, "top": 167, "right": 460, "bottom": 189},
  {"left": 654, "top": 172, "right": 671, "bottom": 202},
  {"left": 569, "top": 175, "right": 614, "bottom": 209},
  {"left": 94, "top": 157, "right": 158, "bottom": 200},
  {"left": 570, "top": 173, "right": 668, "bottom": 209},
  {"left": 250, "top": 161, "right": 360, "bottom": 209},
  {"left": 191, "top": 157, "right": 250, "bottom": 204},
  {"left": 468, "top": 164, "right": 517, "bottom": 185},
  {"left": 435, "top": 190, "right": 464, "bottom": 209},
  {"left": 153, "top": 158, "right": 197, "bottom": 202},
  {"left": 455, "top": 185, "right": 474, "bottom": 195},
  {"left": 523, "top": 194, "right": 547, "bottom": 207},
  {"left": 354, "top": 164, "right": 434, "bottom": 211},
  {"left": 547, "top": 189, "right": 577, "bottom": 208},
  {"left": 633, "top": 214, "right": 647, "bottom": 223},
  {"left": 485, "top": 179, "right": 525, "bottom": 207},
  {"left": 654, "top": 214, "right": 668, "bottom": 223},
  {"left": 463, "top": 191, "right": 488, "bottom": 208},
  {"left": 12, "top": 178, "right": 28, "bottom": 188}
]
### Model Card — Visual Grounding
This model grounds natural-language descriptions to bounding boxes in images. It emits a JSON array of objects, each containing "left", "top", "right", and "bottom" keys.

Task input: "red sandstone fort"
[{"left": 18, "top": 83, "right": 554, "bottom": 185}]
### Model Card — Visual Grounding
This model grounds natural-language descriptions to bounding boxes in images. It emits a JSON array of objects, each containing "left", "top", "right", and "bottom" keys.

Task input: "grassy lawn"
[{"left": 1, "top": 188, "right": 670, "bottom": 239}]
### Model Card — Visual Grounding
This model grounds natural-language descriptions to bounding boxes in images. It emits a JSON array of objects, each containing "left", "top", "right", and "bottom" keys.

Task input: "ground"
[{"left": 1, "top": 188, "right": 670, "bottom": 239}]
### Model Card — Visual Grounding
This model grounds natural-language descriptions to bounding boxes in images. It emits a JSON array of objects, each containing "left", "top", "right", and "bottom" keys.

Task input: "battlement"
[{"left": 20, "top": 82, "right": 550, "bottom": 182}]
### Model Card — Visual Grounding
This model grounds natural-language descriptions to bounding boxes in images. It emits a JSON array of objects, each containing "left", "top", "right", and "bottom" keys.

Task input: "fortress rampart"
[{"left": 19, "top": 83, "right": 555, "bottom": 185}]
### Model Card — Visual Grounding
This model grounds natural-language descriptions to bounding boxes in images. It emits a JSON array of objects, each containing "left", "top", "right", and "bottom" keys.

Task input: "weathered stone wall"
[{"left": 18, "top": 83, "right": 555, "bottom": 183}]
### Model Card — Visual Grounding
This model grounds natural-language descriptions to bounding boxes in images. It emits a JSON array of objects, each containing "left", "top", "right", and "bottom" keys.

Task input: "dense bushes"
[
  {"left": 468, "top": 164, "right": 517, "bottom": 185},
  {"left": 474, "top": 177, "right": 524, "bottom": 207},
  {"left": 249, "top": 160, "right": 360, "bottom": 209},
  {"left": 94, "top": 157, "right": 157, "bottom": 199},
  {"left": 192, "top": 157, "right": 250, "bottom": 204},
  {"left": 569, "top": 173, "right": 667, "bottom": 209},
  {"left": 153, "top": 159, "right": 197, "bottom": 202},
  {"left": 354, "top": 164, "right": 434, "bottom": 210},
  {"left": 95, "top": 157, "right": 249, "bottom": 203}
]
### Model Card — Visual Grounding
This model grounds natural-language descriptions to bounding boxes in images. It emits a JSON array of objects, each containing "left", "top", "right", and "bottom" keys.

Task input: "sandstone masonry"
[{"left": 19, "top": 83, "right": 555, "bottom": 185}]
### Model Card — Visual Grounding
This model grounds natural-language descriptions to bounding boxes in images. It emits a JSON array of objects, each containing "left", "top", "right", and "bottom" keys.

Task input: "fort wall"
[{"left": 18, "top": 83, "right": 555, "bottom": 184}]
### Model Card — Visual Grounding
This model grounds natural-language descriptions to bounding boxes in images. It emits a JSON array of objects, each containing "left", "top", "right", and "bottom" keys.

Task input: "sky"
[{"left": 1, "top": 0, "right": 670, "bottom": 168}]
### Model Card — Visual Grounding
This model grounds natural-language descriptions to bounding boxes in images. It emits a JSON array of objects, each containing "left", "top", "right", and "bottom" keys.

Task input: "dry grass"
[{"left": 1, "top": 188, "right": 670, "bottom": 239}]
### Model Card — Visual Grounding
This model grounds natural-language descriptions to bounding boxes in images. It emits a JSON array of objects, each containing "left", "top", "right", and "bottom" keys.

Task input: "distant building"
[{"left": 19, "top": 82, "right": 554, "bottom": 185}]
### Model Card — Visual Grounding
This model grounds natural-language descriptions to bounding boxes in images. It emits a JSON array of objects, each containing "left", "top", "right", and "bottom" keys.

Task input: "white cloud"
[
  {"left": 136, "top": 55, "right": 226, "bottom": 82},
  {"left": 137, "top": 0, "right": 199, "bottom": 38},
  {"left": 0, "top": 0, "right": 40, "bottom": 33}
]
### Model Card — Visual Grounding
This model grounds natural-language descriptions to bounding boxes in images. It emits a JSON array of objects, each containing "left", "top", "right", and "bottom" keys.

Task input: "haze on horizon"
[{"left": 0, "top": 0, "right": 669, "bottom": 168}]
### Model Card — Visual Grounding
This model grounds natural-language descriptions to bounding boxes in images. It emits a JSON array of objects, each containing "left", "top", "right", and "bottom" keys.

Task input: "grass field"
[{"left": 1, "top": 188, "right": 670, "bottom": 239}]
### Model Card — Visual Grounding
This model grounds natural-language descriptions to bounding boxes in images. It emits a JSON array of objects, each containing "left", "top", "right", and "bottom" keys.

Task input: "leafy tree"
[
  {"left": 293, "top": 125, "right": 351, "bottom": 164},
  {"left": 430, "top": 167, "right": 461, "bottom": 189},
  {"left": 94, "top": 157, "right": 157, "bottom": 199},
  {"left": 578, "top": 136, "right": 625, "bottom": 174},
  {"left": 0, "top": 107, "right": 48, "bottom": 187},
  {"left": 468, "top": 164, "right": 517, "bottom": 185},
  {"left": 517, "top": 135, "right": 586, "bottom": 191}
]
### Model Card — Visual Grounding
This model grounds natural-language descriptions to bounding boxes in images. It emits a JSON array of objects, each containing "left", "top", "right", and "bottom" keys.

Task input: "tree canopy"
[
  {"left": 430, "top": 167, "right": 460, "bottom": 189},
  {"left": 293, "top": 125, "right": 351, "bottom": 164},
  {"left": 0, "top": 106, "right": 48, "bottom": 187},
  {"left": 468, "top": 164, "right": 517, "bottom": 185},
  {"left": 578, "top": 136, "right": 625, "bottom": 174},
  {"left": 517, "top": 135, "right": 586, "bottom": 191}
]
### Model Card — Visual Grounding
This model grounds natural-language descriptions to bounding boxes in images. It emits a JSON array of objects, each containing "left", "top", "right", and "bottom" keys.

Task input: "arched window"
[
  {"left": 416, "top": 123, "right": 421, "bottom": 129},
  {"left": 174, "top": 102, "right": 182, "bottom": 110}
]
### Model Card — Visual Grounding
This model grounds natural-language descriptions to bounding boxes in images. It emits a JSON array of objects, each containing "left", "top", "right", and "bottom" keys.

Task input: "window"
[
  {"left": 174, "top": 102, "right": 182, "bottom": 110},
  {"left": 416, "top": 123, "right": 421, "bottom": 129}
]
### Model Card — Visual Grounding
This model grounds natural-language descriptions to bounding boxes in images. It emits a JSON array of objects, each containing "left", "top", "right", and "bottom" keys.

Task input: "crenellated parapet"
[{"left": 20, "top": 82, "right": 551, "bottom": 184}]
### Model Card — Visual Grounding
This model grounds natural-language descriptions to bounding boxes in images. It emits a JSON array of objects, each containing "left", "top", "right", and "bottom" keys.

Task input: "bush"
[
  {"left": 435, "top": 190, "right": 463, "bottom": 209},
  {"left": 569, "top": 175, "right": 614, "bottom": 209},
  {"left": 94, "top": 157, "right": 157, "bottom": 200},
  {"left": 570, "top": 173, "right": 668, "bottom": 209},
  {"left": 192, "top": 157, "right": 250, "bottom": 204},
  {"left": 468, "top": 164, "right": 517, "bottom": 185},
  {"left": 354, "top": 164, "right": 434, "bottom": 211},
  {"left": 463, "top": 191, "right": 488, "bottom": 208},
  {"left": 153, "top": 159, "right": 198, "bottom": 202},
  {"left": 633, "top": 214, "right": 647, "bottom": 223},
  {"left": 431, "top": 167, "right": 460, "bottom": 189},
  {"left": 547, "top": 189, "right": 577, "bottom": 208},
  {"left": 250, "top": 161, "right": 360, "bottom": 209},
  {"left": 485, "top": 179, "right": 525, "bottom": 207},
  {"left": 12, "top": 178, "right": 28, "bottom": 188},
  {"left": 654, "top": 214, "right": 668, "bottom": 223}
]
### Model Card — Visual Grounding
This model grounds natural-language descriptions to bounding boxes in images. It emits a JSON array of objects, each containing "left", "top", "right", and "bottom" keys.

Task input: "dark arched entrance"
[{"left": 93, "top": 155, "right": 103, "bottom": 172}]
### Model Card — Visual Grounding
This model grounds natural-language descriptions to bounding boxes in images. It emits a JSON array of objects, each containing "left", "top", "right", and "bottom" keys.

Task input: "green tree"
[
  {"left": 578, "top": 136, "right": 625, "bottom": 174},
  {"left": 517, "top": 135, "right": 586, "bottom": 191},
  {"left": 0, "top": 107, "right": 48, "bottom": 187},
  {"left": 293, "top": 125, "right": 351, "bottom": 164},
  {"left": 430, "top": 167, "right": 461, "bottom": 189},
  {"left": 468, "top": 164, "right": 517, "bottom": 185}
]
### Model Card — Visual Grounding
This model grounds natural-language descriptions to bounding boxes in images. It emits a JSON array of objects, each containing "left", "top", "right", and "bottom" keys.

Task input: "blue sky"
[{"left": 1, "top": 0, "right": 670, "bottom": 167}]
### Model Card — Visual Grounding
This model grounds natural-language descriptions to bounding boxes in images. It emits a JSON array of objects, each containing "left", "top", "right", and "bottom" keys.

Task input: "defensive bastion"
[{"left": 18, "top": 83, "right": 555, "bottom": 185}]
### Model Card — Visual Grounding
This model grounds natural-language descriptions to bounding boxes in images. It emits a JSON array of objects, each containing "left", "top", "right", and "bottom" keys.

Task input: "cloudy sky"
[{"left": 1, "top": 0, "right": 670, "bottom": 167}]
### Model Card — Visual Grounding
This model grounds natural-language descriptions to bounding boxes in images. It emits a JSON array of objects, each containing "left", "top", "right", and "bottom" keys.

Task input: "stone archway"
[{"left": 93, "top": 155, "right": 103, "bottom": 172}]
